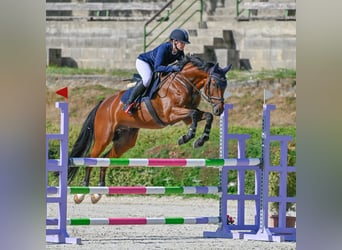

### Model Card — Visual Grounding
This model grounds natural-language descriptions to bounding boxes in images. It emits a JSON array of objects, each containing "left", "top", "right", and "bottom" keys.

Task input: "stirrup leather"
[{"left": 124, "top": 102, "right": 135, "bottom": 114}]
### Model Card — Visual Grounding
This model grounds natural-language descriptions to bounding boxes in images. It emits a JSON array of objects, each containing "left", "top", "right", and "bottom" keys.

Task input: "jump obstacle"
[{"left": 46, "top": 101, "right": 296, "bottom": 244}]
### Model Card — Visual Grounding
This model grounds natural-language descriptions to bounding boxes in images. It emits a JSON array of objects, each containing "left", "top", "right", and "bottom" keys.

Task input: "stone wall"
[
  {"left": 46, "top": 21, "right": 145, "bottom": 69},
  {"left": 46, "top": 1, "right": 296, "bottom": 70},
  {"left": 230, "top": 21, "right": 296, "bottom": 70}
]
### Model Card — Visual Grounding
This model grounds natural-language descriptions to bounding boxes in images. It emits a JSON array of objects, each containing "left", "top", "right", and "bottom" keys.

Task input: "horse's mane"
[{"left": 178, "top": 54, "right": 215, "bottom": 72}]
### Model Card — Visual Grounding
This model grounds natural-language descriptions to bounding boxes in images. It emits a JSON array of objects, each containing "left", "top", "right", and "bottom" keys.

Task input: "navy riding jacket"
[{"left": 137, "top": 42, "right": 184, "bottom": 73}]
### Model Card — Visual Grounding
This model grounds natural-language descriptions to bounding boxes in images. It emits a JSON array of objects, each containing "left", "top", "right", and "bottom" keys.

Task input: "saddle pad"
[{"left": 121, "top": 76, "right": 160, "bottom": 103}]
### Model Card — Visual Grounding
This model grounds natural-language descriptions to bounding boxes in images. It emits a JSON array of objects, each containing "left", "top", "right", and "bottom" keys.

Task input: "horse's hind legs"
[
  {"left": 74, "top": 166, "right": 93, "bottom": 204},
  {"left": 193, "top": 112, "right": 213, "bottom": 148},
  {"left": 74, "top": 167, "right": 106, "bottom": 204},
  {"left": 90, "top": 127, "right": 140, "bottom": 204},
  {"left": 91, "top": 167, "right": 106, "bottom": 204}
]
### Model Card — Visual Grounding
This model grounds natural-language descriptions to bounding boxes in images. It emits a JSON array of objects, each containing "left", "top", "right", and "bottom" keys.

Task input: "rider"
[{"left": 123, "top": 28, "right": 191, "bottom": 114}]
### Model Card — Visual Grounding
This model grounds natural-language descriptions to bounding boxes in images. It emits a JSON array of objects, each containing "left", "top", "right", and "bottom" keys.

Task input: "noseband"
[{"left": 205, "top": 73, "right": 227, "bottom": 104}]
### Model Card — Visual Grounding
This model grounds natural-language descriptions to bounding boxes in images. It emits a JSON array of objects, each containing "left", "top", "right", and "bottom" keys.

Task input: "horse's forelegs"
[
  {"left": 91, "top": 167, "right": 106, "bottom": 204},
  {"left": 178, "top": 110, "right": 200, "bottom": 145},
  {"left": 178, "top": 126, "right": 196, "bottom": 145},
  {"left": 193, "top": 112, "right": 213, "bottom": 148},
  {"left": 74, "top": 167, "right": 92, "bottom": 204}
]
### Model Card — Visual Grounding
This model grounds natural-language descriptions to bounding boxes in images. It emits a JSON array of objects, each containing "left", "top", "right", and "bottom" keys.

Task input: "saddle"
[
  {"left": 121, "top": 72, "right": 164, "bottom": 103},
  {"left": 121, "top": 72, "right": 169, "bottom": 126}
]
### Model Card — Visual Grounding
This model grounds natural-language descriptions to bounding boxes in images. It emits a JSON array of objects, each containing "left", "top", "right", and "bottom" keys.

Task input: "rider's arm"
[{"left": 154, "top": 44, "right": 177, "bottom": 73}]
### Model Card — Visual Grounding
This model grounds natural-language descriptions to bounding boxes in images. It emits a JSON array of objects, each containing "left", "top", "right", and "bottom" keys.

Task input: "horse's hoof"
[
  {"left": 74, "top": 194, "right": 85, "bottom": 204},
  {"left": 91, "top": 194, "right": 102, "bottom": 204},
  {"left": 193, "top": 139, "right": 203, "bottom": 148},
  {"left": 178, "top": 135, "right": 185, "bottom": 145},
  {"left": 194, "top": 135, "right": 209, "bottom": 148},
  {"left": 193, "top": 138, "right": 207, "bottom": 148}
]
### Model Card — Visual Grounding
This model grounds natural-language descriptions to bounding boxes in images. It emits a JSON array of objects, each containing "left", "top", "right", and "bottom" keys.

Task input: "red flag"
[{"left": 56, "top": 87, "right": 68, "bottom": 100}]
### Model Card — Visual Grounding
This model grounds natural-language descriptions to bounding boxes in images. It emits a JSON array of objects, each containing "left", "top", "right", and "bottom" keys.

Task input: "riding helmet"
[{"left": 169, "top": 28, "right": 191, "bottom": 44}]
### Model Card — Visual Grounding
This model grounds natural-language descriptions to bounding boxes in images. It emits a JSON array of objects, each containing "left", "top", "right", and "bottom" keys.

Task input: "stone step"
[
  {"left": 46, "top": 1, "right": 296, "bottom": 70},
  {"left": 46, "top": 1, "right": 168, "bottom": 21},
  {"left": 207, "top": 6, "right": 236, "bottom": 19}
]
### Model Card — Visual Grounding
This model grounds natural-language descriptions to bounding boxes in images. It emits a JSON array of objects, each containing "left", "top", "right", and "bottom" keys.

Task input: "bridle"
[
  {"left": 205, "top": 72, "right": 227, "bottom": 103},
  {"left": 174, "top": 68, "right": 227, "bottom": 107}
]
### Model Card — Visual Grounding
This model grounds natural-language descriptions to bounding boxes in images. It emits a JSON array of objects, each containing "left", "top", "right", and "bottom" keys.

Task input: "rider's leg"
[
  {"left": 123, "top": 80, "right": 146, "bottom": 114},
  {"left": 123, "top": 59, "right": 152, "bottom": 114}
]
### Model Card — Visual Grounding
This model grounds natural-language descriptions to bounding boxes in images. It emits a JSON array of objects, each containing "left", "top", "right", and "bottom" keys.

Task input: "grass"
[
  {"left": 46, "top": 66, "right": 296, "bottom": 82},
  {"left": 46, "top": 65, "right": 135, "bottom": 78},
  {"left": 256, "top": 68, "right": 296, "bottom": 80},
  {"left": 227, "top": 68, "right": 296, "bottom": 82}
]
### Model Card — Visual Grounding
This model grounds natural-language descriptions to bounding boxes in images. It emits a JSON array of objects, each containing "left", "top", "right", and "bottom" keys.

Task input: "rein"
[
  {"left": 174, "top": 72, "right": 224, "bottom": 106},
  {"left": 175, "top": 74, "right": 211, "bottom": 103}
]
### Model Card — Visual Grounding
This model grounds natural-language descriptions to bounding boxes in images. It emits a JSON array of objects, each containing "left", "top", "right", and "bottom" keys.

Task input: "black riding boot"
[{"left": 123, "top": 81, "right": 146, "bottom": 114}]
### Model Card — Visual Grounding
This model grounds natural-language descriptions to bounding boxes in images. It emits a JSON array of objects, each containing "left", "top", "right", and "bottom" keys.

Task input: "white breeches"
[{"left": 136, "top": 59, "right": 153, "bottom": 87}]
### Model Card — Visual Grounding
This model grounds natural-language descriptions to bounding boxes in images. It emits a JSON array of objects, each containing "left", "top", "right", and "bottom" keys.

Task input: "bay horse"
[{"left": 68, "top": 55, "right": 232, "bottom": 204}]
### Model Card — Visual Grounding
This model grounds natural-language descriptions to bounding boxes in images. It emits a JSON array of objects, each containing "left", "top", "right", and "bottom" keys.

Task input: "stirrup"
[{"left": 124, "top": 102, "right": 135, "bottom": 114}]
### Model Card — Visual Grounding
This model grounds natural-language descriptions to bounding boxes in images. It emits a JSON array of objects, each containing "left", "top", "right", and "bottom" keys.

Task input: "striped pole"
[
  {"left": 47, "top": 186, "right": 221, "bottom": 195},
  {"left": 70, "top": 158, "right": 260, "bottom": 167},
  {"left": 48, "top": 217, "right": 220, "bottom": 225}
]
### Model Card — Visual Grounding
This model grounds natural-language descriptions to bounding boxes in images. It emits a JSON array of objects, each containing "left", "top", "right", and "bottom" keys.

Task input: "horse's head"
[
  {"left": 204, "top": 63, "right": 232, "bottom": 116},
  {"left": 175, "top": 55, "right": 232, "bottom": 116}
]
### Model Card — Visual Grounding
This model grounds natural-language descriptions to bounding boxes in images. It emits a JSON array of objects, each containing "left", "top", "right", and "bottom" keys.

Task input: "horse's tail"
[{"left": 67, "top": 100, "right": 103, "bottom": 184}]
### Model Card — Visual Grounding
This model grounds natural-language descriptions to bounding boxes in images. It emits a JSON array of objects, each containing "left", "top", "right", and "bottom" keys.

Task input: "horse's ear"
[
  {"left": 210, "top": 63, "right": 219, "bottom": 73},
  {"left": 222, "top": 64, "right": 232, "bottom": 74}
]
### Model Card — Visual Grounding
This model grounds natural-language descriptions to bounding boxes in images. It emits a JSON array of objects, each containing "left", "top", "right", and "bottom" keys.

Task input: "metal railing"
[
  {"left": 235, "top": 0, "right": 244, "bottom": 17},
  {"left": 143, "top": 0, "right": 203, "bottom": 52},
  {"left": 235, "top": 0, "right": 296, "bottom": 20}
]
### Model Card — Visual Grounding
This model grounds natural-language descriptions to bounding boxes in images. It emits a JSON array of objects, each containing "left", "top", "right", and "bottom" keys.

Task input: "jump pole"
[
  {"left": 47, "top": 186, "right": 222, "bottom": 195},
  {"left": 46, "top": 101, "right": 295, "bottom": 244},
  {"left": 47, "top": 216, "right": 221, "bottom": 225}
]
